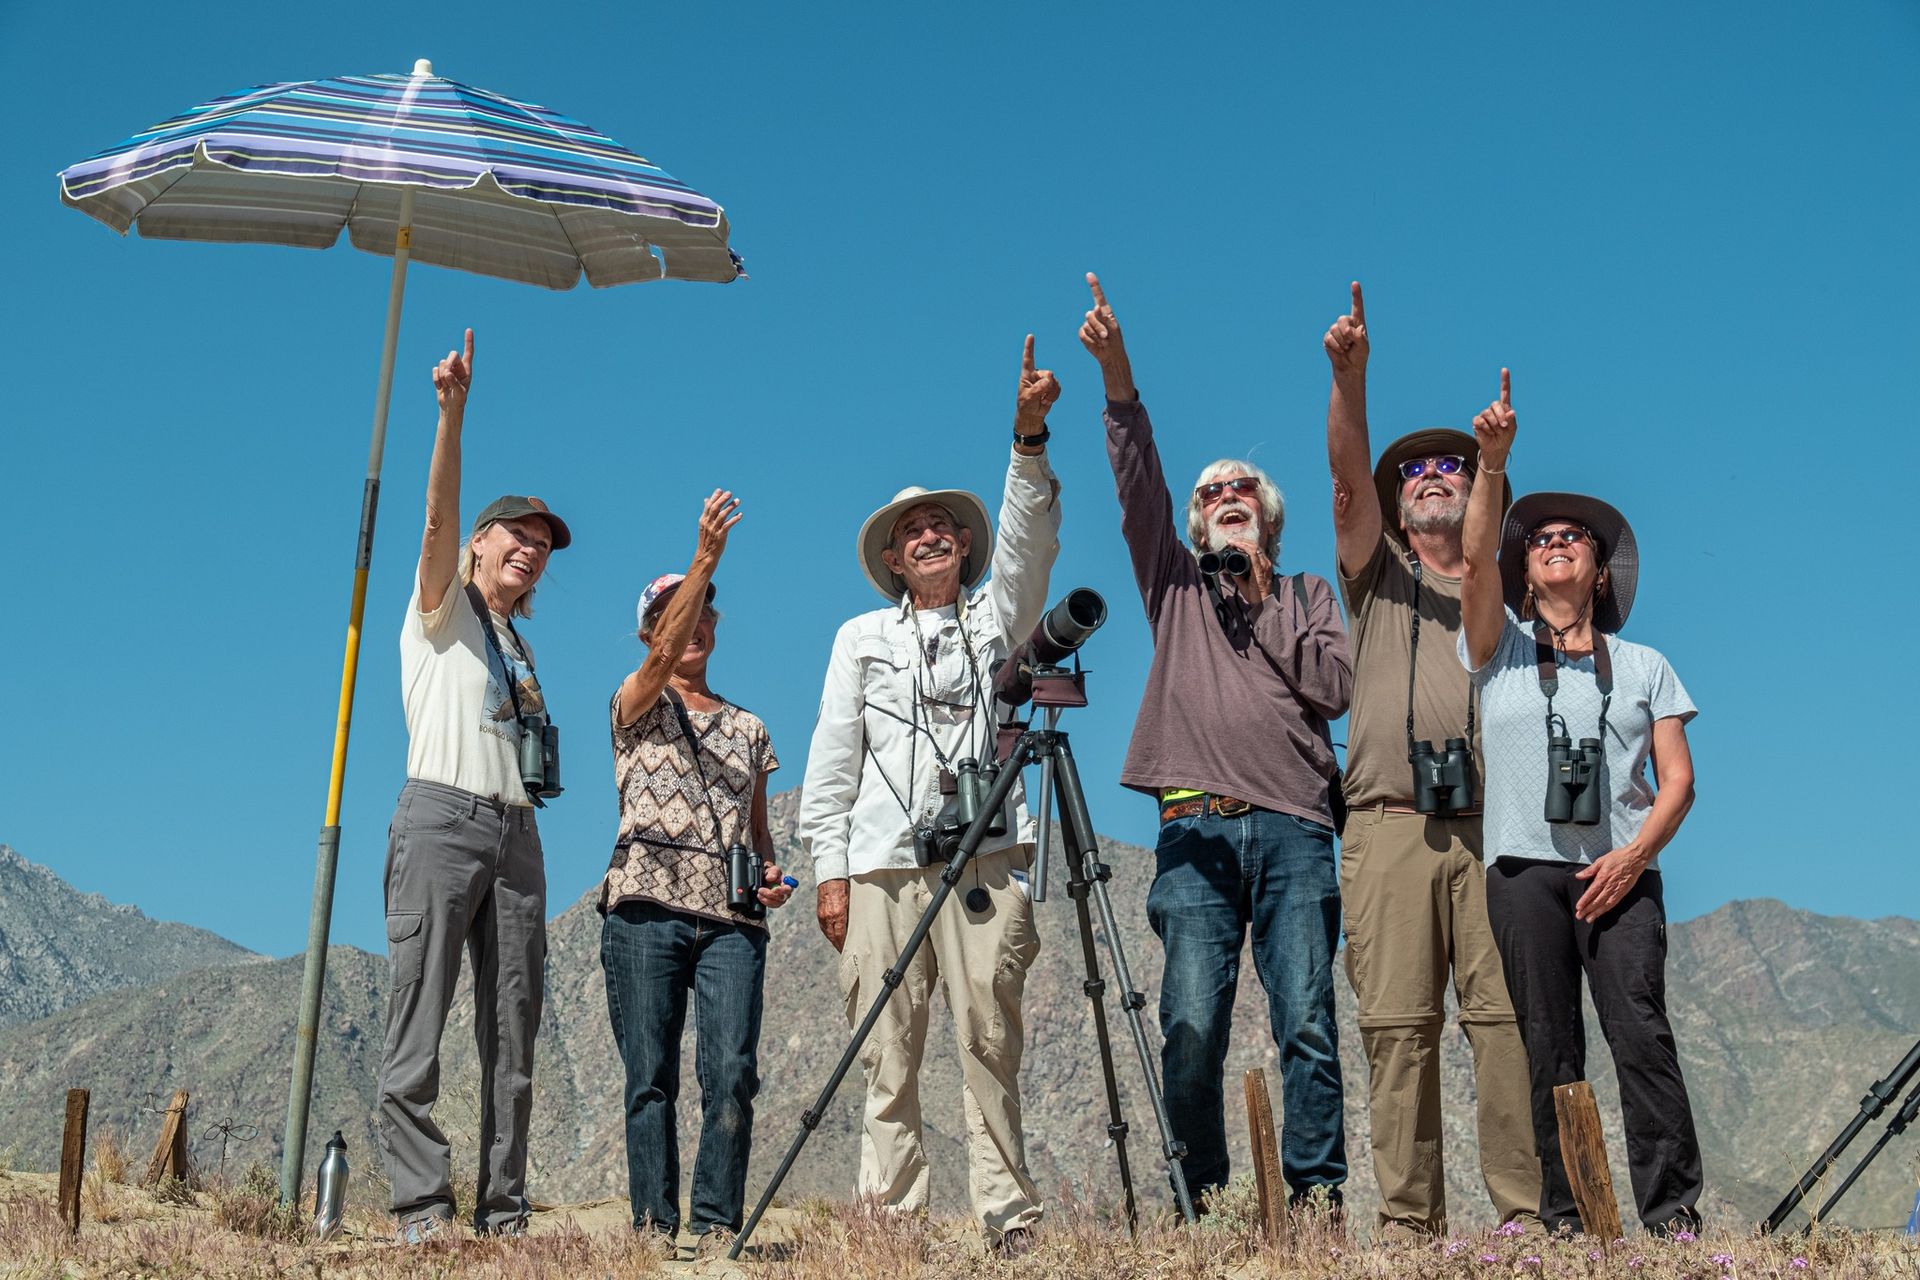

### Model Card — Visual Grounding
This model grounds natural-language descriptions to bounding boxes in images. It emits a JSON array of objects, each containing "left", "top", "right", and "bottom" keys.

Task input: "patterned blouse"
[{"left": 601, "top": 692, "right": 779, "bottom": 926}]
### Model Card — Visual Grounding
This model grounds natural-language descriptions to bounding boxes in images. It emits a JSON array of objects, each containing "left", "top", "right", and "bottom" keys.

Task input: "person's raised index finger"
[
  {"left": 1350, "top": 281, "right": 1365, "bottom": 325},
  {"left": 1086, "top": 272, "right": 1109, "bottom": 310},
  {"left": 462, "top": 328, "right": 474, "bottom": 371},
  {"left": 1022, "top": 334, "right": 1035, "bottom": 375},
  {"left": 1500, "top": 367, "right": 1512, "bottom": 406}
]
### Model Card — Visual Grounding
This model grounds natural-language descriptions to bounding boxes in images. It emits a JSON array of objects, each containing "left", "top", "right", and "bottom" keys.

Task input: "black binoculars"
[
  {"left": 1198, "top": 547, "right": 1252, "bottom": 578},
  {"left": 1545, "top": 736, "right": 1604, "bottom": 825},
  {"left": 1410, "top": 737, "right": 1474, "bottom": 815},
  {"left": 914, "top": 758, "right": 1007, "bottom": 866},
  {"left": 517, "top": 716, "right": 563, "bottom": 800},
  {"left": 726, "top": 843, "right": 765, "bottom": 919}
]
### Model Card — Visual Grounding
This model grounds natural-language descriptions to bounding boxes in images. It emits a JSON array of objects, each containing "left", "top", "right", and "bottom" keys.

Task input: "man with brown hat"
[
  {"left": 1322, "top": 285, "right": 1541, "bottom": 1238},
  {"left": 797, "top": 336, "right": 1063, "bottom": 1255}
]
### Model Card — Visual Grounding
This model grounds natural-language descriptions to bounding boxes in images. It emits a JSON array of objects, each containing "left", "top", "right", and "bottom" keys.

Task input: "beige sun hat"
[{"left": 856, "top": 485, "right": 994, "bottom": 602}]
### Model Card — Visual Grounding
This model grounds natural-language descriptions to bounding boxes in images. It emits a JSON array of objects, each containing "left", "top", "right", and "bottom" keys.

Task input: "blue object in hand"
[{"left": 782, "top": 875, "right": 799, "bottom": 888}]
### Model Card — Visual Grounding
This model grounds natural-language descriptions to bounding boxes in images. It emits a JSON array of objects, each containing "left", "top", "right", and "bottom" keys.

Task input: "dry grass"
[{"left": 0, "top": 1169, "right": 1913, "bottom": 1280}]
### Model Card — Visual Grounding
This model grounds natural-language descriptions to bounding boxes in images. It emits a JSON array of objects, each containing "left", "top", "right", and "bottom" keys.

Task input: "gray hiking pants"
[{"left": 377, "top": 779, "right": 547, "bottom": 1230}]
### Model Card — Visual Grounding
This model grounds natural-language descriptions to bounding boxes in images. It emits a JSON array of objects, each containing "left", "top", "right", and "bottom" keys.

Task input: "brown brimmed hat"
[
  {"left": 857, "top": 485, "right": 993, "bottom": 602},
  {"left": 1499, "top": 492, "right": 1639, "bottom": 633},
  {"left": 471, "top": 494, "right": 572, "bottom": 549},
  {"left": 1373, "top": 429, "right": 1512, "bottom": 535}
]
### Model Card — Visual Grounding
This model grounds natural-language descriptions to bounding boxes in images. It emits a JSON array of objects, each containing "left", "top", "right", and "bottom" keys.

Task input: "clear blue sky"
[{"left": 4, "top": 1, "right": 1916, "bottom": 957}]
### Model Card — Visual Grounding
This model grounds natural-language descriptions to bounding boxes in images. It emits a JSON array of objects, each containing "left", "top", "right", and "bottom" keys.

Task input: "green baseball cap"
[{"left": 471, "top": 494, "right": 572, "bottom": 549}]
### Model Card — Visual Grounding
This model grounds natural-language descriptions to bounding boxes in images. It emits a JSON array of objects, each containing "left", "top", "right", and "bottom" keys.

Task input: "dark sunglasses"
[
  {"left": 1527, "top": 526, "right": 1594, "bottom": 550},
  {"left": 1397, "top": 455, "right": 1468, "bottom": 481},
  {"left": 1195, "top": 476, "right": 1262, "bottom": 503}
]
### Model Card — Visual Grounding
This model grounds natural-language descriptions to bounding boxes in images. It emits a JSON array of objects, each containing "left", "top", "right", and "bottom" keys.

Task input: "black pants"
[{"left": 1484, "top": 858, "right": 1702, "bottom": 1235}]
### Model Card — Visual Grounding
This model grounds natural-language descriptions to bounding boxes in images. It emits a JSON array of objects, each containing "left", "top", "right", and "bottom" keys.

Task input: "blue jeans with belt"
[
  {"left": 601, "top": 898, "right": 767, "bottom": 1239},
  {"left": 1146, "top": 805, "right": 1347, "bottom": 1201}
]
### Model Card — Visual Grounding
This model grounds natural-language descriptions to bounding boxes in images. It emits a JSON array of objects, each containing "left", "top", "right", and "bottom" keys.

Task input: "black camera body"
[
  {"left": 1409, "top": 737, "right": 1474, "bottom": 815},
  {"left": 726, "top": 843, "right": 766, "bottom": 919},
  {"left": 1198, "top": 547, "right": 1252, "bottom": 579},
  {"left": 518, "top": 716, "right": 563, "bottom": 800},
  {"left": 1545, "top": 736, "right": 1604, "bottom": 825}
]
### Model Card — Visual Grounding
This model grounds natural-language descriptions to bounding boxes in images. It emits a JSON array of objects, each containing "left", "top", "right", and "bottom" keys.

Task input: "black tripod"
[
  {"left": 729, "top": 669, "right": 1196, "bottom": 1259},
  {"left": 1761, "top": 1037, "right": 1920, "bottom": 1233}
]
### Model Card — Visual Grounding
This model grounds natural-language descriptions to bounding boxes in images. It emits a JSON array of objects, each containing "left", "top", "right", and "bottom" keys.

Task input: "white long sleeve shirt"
[{"left": 800, "top": 448, "right": 1062, "bottom": 881}]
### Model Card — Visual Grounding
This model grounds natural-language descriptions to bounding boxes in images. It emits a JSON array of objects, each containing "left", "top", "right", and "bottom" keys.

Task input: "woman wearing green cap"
[{"left": 378, "top": 328, "right": 572, "bottom": 1241}]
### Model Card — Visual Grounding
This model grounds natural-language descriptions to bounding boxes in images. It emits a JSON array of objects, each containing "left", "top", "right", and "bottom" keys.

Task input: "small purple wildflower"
[
  {"left": 1675, "top": 1230, "right": 1698, "bottom": 1242},
  {"left": 1481, "top": 1253, "right": 1499, "bottom": 1263},
  {"left": 1447, "top": 1241, "right": 1469, "bottom": 1257},
  {"left": 1497, "top": 1220, "right": 1527, "bottom": 1237},
  {"left": 1789, "top": 1262, "right": 1808, "bottom": 1272},
  {"left": 1589, "top": 1250, "right": 1604, "bottom": 1262},
  {"left": 1522, "top": 1255, "right": 1541, "bottom": 1267},
  {"left": 1628, "top": 1256, "right": 1645, "bottom": 1269},
  {"left": 1711, "top": 1254, "right": 1734, "bottom": 1266}
]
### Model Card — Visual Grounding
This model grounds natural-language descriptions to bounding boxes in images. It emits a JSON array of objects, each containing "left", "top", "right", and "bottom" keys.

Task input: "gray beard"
[
  {"left": 1207, "top": 502, "right": 1259, "bottom": 552},
  {"left": 1399, "top": 489, "right": 1468, "bottom": 536}
]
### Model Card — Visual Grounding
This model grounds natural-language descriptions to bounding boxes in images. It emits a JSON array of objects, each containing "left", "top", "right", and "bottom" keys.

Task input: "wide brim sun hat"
[
  {"left": 1373, "top": 428, "right": 1513, "bottom": 537},
  {"left": 857, "top": 485, "right": 993, "bottom": 602},
  {"left": 1499, "top": 491, "right": 1639, "bottom": 633}
]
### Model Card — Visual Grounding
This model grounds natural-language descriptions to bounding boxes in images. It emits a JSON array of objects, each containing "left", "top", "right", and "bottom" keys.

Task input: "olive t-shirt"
[{"left": 1338, "top": 534, "right": 1483, "bottom": 810}]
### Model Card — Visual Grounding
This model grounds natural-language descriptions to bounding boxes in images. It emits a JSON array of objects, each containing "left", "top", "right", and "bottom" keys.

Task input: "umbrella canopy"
[{"left": 59, "top": 60, "right": 742, "bottom": 287}]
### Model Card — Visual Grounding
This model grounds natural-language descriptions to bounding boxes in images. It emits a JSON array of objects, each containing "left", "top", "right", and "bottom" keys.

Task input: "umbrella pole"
[{"left": 280, "top": 187, "right": 417, "bottom": 1208}]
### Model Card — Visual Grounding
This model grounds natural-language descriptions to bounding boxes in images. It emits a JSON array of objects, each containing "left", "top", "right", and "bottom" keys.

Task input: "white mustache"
[{"left": 913, "top": 539, "right": 954, "bottom": 561}]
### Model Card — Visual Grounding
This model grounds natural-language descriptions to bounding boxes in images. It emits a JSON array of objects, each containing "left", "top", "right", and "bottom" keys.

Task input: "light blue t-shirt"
[{"left": 1459, "top": 611, "right": 1696, "bottom": 868}]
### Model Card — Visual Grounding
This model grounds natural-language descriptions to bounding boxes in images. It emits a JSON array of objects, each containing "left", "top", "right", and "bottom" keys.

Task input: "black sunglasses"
[
  {"left": 1195, "top": 476, "right": 1262, "bottom": 503},
  {"left": 1527, "top": 526, "right": 1595, "bottom": 550}
]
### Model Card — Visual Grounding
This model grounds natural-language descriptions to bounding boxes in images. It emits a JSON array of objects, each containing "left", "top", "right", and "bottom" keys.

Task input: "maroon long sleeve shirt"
[{"left": 1105, "top": 397, "right": 1352, "bottom": 825}]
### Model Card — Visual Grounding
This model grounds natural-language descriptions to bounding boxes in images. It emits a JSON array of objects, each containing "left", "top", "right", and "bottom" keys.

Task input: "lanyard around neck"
[{"left": 1405, "top": 558, "right": 1476, "bottom": 760}]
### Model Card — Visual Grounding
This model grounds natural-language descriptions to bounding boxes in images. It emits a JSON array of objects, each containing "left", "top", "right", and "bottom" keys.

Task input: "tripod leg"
[
  {"left": 1051, "top": 734, "right": 1199, "bottom": 1224},
  {"left": 1763, "top": 1037, "right": 1920, "bottom": 1233},
  {"left": 1055, "top": 796, "right": 1139, "bottom": 1232},
  {"left": 730, "top": 734, "right": 1037, "bottom": 1259}
]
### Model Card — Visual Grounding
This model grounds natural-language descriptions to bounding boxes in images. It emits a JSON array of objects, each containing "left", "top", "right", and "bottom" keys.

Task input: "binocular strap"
[
  {"left": 663, "top": 687, "right": 729, "bottom": 857},
  {"left": 1405, "top": 558, "right": 1478, "bottom": 760},
  {"left": 465, "top": 582, "right": 546, "bottom": 808},
  {"left": 1532, "top": 623, "right": 1613, "bottom": 744}
]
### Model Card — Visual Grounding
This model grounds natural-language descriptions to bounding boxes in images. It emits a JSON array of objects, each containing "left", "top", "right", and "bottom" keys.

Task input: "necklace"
[{"left": 1541, "top": 602, "right": 1591, "bottom": 654}]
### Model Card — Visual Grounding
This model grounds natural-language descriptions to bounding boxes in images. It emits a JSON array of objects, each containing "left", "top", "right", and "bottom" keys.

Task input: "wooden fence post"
[
  {"left": 58, "top": 1088, "right": 89, "bottom": 1236},
  {"left": 1553, "top": 1081, "right": 1623, "bottom": 1242},
  {"left": 143, "top": 1089, "right": 190, "bottom": 1188},
  {"left": 1243, "top": 1068, "right": 1289, "bottom": 1243}
]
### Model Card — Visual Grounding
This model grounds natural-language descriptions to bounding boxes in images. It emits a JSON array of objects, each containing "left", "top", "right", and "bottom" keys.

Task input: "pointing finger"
[
  {"left": 1350, "top": 281, "right": 1365, "bottom": 327},
  {"left": 1086, "top": 271, "right": 1109, "bottom": 310},
  {"left": 1022, "top": 334, "right": 1036, "bottom": 376},
  {"left": 1500, "top": 367, "right": 1512, "bottom": 407},
  {"left": 463, "top": 327, "right": 475, "bottom": 373}
]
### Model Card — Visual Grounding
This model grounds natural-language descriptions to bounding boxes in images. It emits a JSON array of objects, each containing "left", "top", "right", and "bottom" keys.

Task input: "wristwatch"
[{"left": 1014, "top": 423, "right": 1051, "bottom": 447}]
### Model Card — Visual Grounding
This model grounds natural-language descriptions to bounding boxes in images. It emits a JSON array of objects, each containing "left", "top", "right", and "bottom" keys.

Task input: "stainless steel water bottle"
[{"left": 312, "top": 1130, "right": 349, "bottom": 1240}]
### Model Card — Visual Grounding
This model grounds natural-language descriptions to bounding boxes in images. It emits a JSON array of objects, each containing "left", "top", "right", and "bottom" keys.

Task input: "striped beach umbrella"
[
  {"left": 59, "top": 60, "right": 743, "bottom": 286},
  {"left": 56, "top": 60, "right": 744, "bottom": 1209}
]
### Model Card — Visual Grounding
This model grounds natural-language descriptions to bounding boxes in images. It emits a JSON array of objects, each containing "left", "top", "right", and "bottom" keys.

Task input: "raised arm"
[
  {"left": 1084, "top": 273, "right": 1185, "bottom": 613},
  {"left": 1324, "top": 283, "right": 1380, "bottom": 578},
  {"left": 1462, "top": 369, "right": 1515, "bottom": 669},
  {"left": 419, "top": 328, "right": 475, "bottom": 612},
  {"left": 1574, "top": 716, "right": 1696, "bottom": 923},
  {"left": 989, "top": 333, "right": 1064, "bottom": 643},
  {"left": 615, "top": 490, "right": 742, "bottom": 726}
]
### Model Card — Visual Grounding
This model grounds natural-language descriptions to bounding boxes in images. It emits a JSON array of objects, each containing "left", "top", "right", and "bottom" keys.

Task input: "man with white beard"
[{"left": 1079, "top": 274, "right": 1353, "bottom": 1212}]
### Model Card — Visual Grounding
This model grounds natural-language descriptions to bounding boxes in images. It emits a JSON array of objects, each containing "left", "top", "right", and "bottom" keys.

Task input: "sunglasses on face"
[
  {"left": 1397, "top": 455, "right": 1468, "bottom": 481},
  {"left": 1195, "top": 476, "right": 1261, "bottom": 503},
  {"left": 1528, "top": 527, "right": 1594, "bottom": 550}
]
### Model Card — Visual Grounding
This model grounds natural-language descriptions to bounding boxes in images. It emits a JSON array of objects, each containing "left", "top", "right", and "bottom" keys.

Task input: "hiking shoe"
[
  {"left": 693, "top": 1228, "right": 739, "bottom": 1259},
  {"left": 996, "top": 1226, "right": 1039, "bottom": 1258},
  {"left": 396, "top": 1212, "right": 451, "bottom": 1245}
]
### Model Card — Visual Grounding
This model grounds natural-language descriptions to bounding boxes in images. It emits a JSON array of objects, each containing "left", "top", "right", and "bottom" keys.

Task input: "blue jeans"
[
  {"left": 1146, "top": 807, "right": 1347, "bottom": 1199},
  {"left": 601, "top": 899, "right": 766, "bottom": 1237}
]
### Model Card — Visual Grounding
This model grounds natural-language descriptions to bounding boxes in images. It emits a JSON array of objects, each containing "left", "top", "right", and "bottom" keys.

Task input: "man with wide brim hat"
[
  {"left": 1322, "top": 285, "right": 1542, "bottom": 1238},
  {"left": 1497, "top": 492, "right": 1638, "bottom": 633},
  {"left": 797, "top": 335, "right": 1065, "bottom": 1254}
]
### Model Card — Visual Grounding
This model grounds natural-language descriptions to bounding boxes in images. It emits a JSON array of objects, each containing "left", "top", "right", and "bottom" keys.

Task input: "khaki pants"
[
  {"left": 838, "top": 847, "right": 1043, "bottom": 1238},
  {"left": 1340, "top": 807, "right": 1540, "bottom": 1235}
]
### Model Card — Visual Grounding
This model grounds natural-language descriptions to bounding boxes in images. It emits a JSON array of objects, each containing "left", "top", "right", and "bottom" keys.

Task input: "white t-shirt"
[
  {"left": 400, "top": 567, "right": 543, "bottom": 806},
  {"left": 1460, "top": 610, "right": 1696, "bottom": 869}
]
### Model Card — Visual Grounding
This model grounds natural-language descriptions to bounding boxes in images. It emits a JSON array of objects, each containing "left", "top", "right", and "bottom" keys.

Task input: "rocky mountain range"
[{"left": 1, "top": 806, "right": 1916, "bottom": 1232}]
